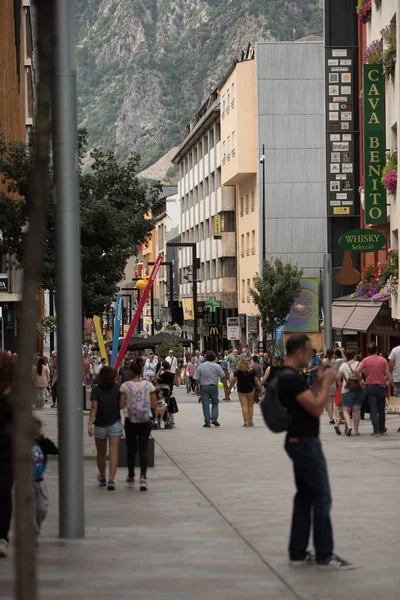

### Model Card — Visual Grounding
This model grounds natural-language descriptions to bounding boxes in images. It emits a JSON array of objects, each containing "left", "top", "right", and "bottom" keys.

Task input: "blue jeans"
[
  {"left": 200, "top": 385, "right": 219, "bottom": 424},
  {"left": 285, "top": 437, "right": 333, "bottom": 562},
  {"left": 366, "top": 384, "right": 386, "bottom": 432}
]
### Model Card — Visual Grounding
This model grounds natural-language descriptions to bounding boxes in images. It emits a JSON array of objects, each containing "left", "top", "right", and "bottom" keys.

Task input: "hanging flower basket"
[
  {"left": 381, "top": 23, "right": 396, "bottom": 82},
  {"left": 364, "top": 38, "right": 384, "bottom": 64},
  {"left": 384, "top": 169, "right": 397, "bottom": 194},
  {"left": 351, "top": 251, "right": 399, "bottom": 301},
  {"left": 357, "top": 0, "right": 372, "bottom": 24}
]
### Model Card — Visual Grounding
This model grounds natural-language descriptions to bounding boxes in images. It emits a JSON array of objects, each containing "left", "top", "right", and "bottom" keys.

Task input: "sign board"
[
  {"left": 363, "top": 65, "right": 385, "bottom": 225},
  {"left": 325, "top": 47, "right": 357, "bottom": 216},
  {"left": 285, "top": 278, "right": 319, "bottom": 333},
  {"left": 227, "top": 317, "right": 239, "bottom": 340},
  {"left": 0, "top": 276, "right": 8, "bottom": 292},
  {"left": 209, "top": 325, "right": 219, "bottom": 336},
  {"left": 154, "top": 318, "right": 162, "bottom": 331},
  {"left": 213, "top": 214, "right": 222, "bottom": 238},
  {"left": 205, "top": 296, "right": 221, "bottom": 313},
  {"left": 247, "top": 316, "right": 258, "bottom": 333},
  {"left": 339, "top": 229, "right": 386, "bottom": 253}
]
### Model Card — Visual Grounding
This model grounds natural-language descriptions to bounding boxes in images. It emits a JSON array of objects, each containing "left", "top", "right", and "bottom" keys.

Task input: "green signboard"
[
  {"left": 339, "top": 229, "right": 386, "bottom": 253},
  {"left": 363, "top": 65, "right": 385, "bottom": 225}
]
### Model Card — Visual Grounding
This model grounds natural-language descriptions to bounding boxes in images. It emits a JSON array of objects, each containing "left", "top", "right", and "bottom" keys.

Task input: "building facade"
[
  {"left": 172, "top": 88, "right": 238, "bottom": 351},
  {"left": 0, "top": 0, "right": 34, "bottom": 351}
]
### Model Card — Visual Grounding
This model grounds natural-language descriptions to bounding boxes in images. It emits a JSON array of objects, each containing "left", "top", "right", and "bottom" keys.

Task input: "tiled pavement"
[{"left": 1, "top": 387, "right": 400, "bottom": 599}]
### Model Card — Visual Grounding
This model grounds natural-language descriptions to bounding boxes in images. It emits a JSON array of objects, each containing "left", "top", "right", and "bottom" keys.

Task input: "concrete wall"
[{"left": 256, "top": 42, "right": 327, "bottom": 278}]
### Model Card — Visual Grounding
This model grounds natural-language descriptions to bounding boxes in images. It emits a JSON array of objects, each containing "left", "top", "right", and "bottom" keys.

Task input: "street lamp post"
[
  {"left": 167, "top": 243, "right": 199, "bottom": 349},
  {"left": 148, "top": 261, "right": 174, "bottom": 324},
  {"left": 259, "top": 144, "right": 266, "bottom": 262}
]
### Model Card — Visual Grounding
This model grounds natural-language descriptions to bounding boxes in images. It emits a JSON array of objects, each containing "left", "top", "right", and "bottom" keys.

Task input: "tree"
[
  {"left": 250, "top": 258, "right": 303, "bottom": 349},
  {"left": 156, "top": 341, "right": 184, "bottom": 358},
  {"left": 0, "top": 131, "right": 156, "bottom": 318}
]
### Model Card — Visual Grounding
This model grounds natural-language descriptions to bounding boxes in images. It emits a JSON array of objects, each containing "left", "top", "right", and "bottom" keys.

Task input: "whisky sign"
[
  {"left": 339, "top": 229, "right": 386, "bottom": 253},
  {"left": 363, "top": 65, "right": 385, "bottom": 225}
]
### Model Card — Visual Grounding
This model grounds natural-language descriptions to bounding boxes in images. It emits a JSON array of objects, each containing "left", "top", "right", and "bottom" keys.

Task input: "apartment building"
[
  {"left": 220, "top": 46, "right": 258, "bottom": 349},
  {"left": 0, "top": 0, "right": 34, "bottom": 351},
  {"left": 172, "top": 88, "right": 238, "bottom": 351}
]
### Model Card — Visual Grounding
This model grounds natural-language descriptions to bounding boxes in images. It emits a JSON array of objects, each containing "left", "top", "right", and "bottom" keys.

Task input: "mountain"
[{"left": 75, "top": 0, "right": 323, "bottom": 169}]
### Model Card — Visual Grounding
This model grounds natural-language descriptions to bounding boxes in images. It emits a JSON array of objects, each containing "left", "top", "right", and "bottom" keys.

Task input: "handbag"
[
  {"left": 334, "top": 386, "right": 342, "bottom": 407},
  {"left": 169, "top": 396, "right": 179, "bottom": 414}
]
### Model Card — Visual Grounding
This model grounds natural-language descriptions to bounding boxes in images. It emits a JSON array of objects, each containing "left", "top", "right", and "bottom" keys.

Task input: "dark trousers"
[
  {"left": 0, "top": 455, "right": 13, "bottom": 541},
  {"left": 125, "top": 419, "right": 151, "bottom": 479},
  {"left": 52, "top": 381, "right": 58, "bottom": 405},
  {"left": 285, "top": 437, "right": 333, "bottom": 562},
  {"left": 366, "top": 384, "right": 386, "bottom": 432}
]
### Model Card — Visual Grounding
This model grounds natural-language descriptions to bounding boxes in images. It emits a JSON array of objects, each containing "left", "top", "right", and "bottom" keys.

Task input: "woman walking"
[
  {"left": 333, "top": 348, "right": 344, "bottom": 431},
  {"left": 0, "top": 352, "right": 14, "bottom": 558},
  {"left": 33, "top": 357, "right": 50, "bottom": 409},
  {"left": 228, "top": 358, "right": 261, "bottom": 426},
  {"left": 83, "top": 352, "right": 92, "bottom": 388},
  {"left": 187, "top": 357, "right": 197, "bottom": 394},
  {"left": 261, "top": 354, "right": 281, "bottom": 386},
  {"left": 337, "top": 349, "right": 364, "bottom": 436},
  {"left": 323, "top": 348, "right": 336, "bottom": 424},
  {"left": 120, "top": 360, "right": 157, "bottom": 491},
  {"left": 88, "top": 366, "right": 122, "bottom": 490}
]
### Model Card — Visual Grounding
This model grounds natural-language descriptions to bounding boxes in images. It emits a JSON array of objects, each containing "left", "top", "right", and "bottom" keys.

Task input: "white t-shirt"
[
  {"left": 388, "top": 346, "right": 400, "bottom": 382},
  {"left": 339, "top": 361, "right": 359, "bottom": 394},
  {"left": 166, "top": 355, "right": 178, "bottom": 373}
]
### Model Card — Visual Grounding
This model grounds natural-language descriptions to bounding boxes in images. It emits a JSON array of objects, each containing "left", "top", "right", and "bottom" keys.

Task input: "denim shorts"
[
  {"left": 341, "top": 389, "right": 364, "bottom": 409},
  {"left": 94, "top": 420, "right": 122, "bottom": 439}
]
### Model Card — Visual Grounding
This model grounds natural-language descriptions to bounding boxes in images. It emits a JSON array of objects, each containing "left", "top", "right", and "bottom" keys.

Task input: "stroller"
[{"left": 152, "top": 382, "right": 173, "bottom": 430}]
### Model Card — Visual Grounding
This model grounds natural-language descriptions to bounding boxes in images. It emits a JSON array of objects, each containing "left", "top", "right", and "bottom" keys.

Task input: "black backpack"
[{"left": 260, "top": 369, "right": 294, "bottom": 433}]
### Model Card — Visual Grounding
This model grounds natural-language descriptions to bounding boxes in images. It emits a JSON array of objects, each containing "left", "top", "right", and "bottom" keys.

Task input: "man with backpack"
[{"left": 265, "top": 334, "right": 354, "bottom": 570}]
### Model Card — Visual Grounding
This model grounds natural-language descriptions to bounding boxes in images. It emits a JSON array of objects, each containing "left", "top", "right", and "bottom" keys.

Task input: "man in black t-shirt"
[{"left": 280, "top": 334, "right": 354, "bottom": 571}]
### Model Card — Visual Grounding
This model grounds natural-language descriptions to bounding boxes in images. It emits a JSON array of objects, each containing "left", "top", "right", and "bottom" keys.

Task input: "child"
[
  {"left": 155, "top": 389, "right": 167, "bottom": 429},
  {"left": 32, "top": 417, "right": 58, "bottom": 538},
  {"left": 156, "top": 361, "right": 175, "bottom": 426}
]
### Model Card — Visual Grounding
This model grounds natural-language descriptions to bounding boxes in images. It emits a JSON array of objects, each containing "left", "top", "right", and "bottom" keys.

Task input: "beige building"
[{"left": 220, "top": 48, "right": 259, "bottom": 348}]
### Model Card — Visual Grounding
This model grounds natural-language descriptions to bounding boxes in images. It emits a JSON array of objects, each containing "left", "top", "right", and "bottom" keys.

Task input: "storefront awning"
[{"left": 331, "top": 298, "right": 384, "bottom": 333}]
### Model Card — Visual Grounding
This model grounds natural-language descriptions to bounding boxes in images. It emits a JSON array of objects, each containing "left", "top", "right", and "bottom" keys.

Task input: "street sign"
[
  {"left": 227, "top": 317, "right": 239, "bottom": 340},
  {"left": 339, "top": 229, "right": 386, "bottom": 253},
  {"left": 154, "top": 318, "right": 162, "bottom": 331},
  {"left": 209, "top": 325, "right": 219, "bottom": 336}
]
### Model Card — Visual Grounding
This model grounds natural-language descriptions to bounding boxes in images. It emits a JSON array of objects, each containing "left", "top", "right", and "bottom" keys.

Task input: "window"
[
  {"left": 222, "top": 257, "right": 236, "bottom": 278},
  {"left": 232, "top": 131, "right": 236, "bottom": 154},
  {"left": 250, "top": 190, "right": 255, "bottom": 212},
  {"left": 240, "top": 196, "right": 244, "bottom": 216},
  {"left": 209, "top": 129, "right": 213, "bottom": 150},
  {"left": 223, "top": 211, "right": 235, "bottom": 232},
  {"left": 231, "top": 82, "right": 235, "bottom": 105},
  {"left": 246, "top": 232, "right": 250, "bottom": 255},
  {"left": 203, "top": 135, "right": 208, "bottom": 155},
  {"left": 223, "top": 141, "right": 226, "bottom": 163},
  {"left": 241, "top": 279, "right": 245, "bottom": 303},
  {"left": 210, "top": 259, "right": 216, "bottom": 280},
  {"left": 204, "top": 178, "right": 209, "bottom": 197},
  {"left": 215, "top": 122, "right": 221, "bottom": 143},
  {"left": 227, "top": 136, "right": 230, "bottom": 157},
  {"left": 240, "top": 234, "right": 244, "bottom": 256},
  {"left": 251, "top": 230, "right": 255, "bottom": 254},
  {"left": 227, "top": 90, "right": 230, "bottom": 112},
  {"left": 210, "top": 171, "right": 215, "bottom": 193},
  {"left": 247, "top": 279, "right": 251, "bottom": 302},
  {"left": 245, "top": 194, "right": 249, "bottom": 214},
  {"left": 204, "top": 261, "right": 210, "bottom": 281},
  {"left": 222, "top": 95, "right": 226, "bottom": 114}
]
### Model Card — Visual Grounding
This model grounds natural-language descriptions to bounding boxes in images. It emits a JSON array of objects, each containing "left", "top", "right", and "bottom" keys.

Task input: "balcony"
[
  {"left": 251, "top": 248, "right": 255, "bottom": 255},
  {"left": 239, "top": 210, "right": 243, "bottom": 217},
  {"left": 221, "top": 232, "right": 236, "bottom": 257},
  {"left": 240, "top": 250, "right": 244, "bottom": 257},
  {"left": 246, "top": 296, "right": 251, "bottom": 303}
]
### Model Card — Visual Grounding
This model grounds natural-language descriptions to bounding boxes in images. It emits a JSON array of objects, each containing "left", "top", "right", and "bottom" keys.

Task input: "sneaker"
[
  {"left": 160, "top": 420, "right": 165, "bottom": 430},
  {"left": 203, "top": 423, "right": 211, "bottom": 428},
  {"left": 212, "top": 420, "right": 221, "bottom": 427},
  {"left": 248, "top": 422, "right": 254, "bottom": 427},
  {"left": 243, "top": 424, "right": 248, "bottom": 427},
  {"left": 317, "top": 554, "right": 354, "bottom": 570},
  {"left": 290, "top": 551, "right": 315, "bottom": 568},
  {"left": 329, "top": 419, "right": 335, "bottom": 425},
  {"left": 107, "top": 480, "right": 115, "bottom": 491},
  {"left": 346, "top": 427, "right": 352, "bottom": 437},
  {"left": 139, "top": 478, "right": 148, "bottom": 491},
  {"left": 380, "top": 427, "right": 388, "bottom": 434},
  {"left": 371, "top": 431, "right": 381, "bottom": 437},
  {"left": 0, "top": 539, "right": 9, "bottom": 558},
  {"left": 97, "top": 474, "right": 107, "bottom": 487},
  {"left": 126, "top": 477, "right": 135, "bottom": 488},
  {"left": 334, "top": 425, "right": 341, "bottom": 435}
]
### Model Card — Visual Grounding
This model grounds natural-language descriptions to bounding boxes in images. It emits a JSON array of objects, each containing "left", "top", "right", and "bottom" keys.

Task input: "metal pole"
[
  {"left": 49, "top": 289, "right": 54, "bottom": 352},
  {"left": 262, "top": 143, "right": 266, "bottom": 262},
  {"left": 169, "top": 261, "right": 174, "bottom": 324},
  {"left": 323, "top": 254, "right": 333, "bottom": 350},
  {"left": 150, "top": 285, "right": 155, "bottom": 335},
  {"left": 53, "top": 0, "right": 84, "bottom": 538},
  {"left": 192, "top": 246, "right": 198, "bottom": 350}
]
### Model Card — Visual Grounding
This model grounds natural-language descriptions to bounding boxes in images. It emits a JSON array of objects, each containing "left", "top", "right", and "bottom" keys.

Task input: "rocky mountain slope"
[{"left": 75, "top": 0, "right": 323, "bottom": 169}]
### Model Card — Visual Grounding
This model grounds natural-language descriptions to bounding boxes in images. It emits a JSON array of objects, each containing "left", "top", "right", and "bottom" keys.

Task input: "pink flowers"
[
  {"left": 358, "top": 0, "right": 372, "bottom": 24},
  {"left": 384, "top": 169, "right": 397, "bottom": 194}
]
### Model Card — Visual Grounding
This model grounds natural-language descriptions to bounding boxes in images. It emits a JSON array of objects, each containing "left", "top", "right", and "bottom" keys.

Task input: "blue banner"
[{"left": 111, "top": 295, "right": 123, "bottom": 367}]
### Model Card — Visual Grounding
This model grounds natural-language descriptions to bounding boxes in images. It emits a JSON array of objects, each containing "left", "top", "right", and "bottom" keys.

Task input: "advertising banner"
[
  {"left": 227, "top": 317, "right": 239, "bottom": 340},
  {"left": 285, "top": 279, "right": 319, "bottom": 333},
  {"left": 363, "top": 65, "right": 385, "bottom": 225},
  {"left": 111, "top": 294, "right": 122, "bottom": 366},
  {"left": 182, "top": 297, "right": 194, "bottom": 320}
]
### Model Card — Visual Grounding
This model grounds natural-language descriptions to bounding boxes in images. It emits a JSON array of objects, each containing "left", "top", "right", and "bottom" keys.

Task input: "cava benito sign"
[{"left": 339, "top": 229, "right": 386, "bottom": 253}]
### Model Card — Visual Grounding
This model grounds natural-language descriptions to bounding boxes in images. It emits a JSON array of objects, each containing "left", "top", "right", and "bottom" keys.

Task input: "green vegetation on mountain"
[{"left": 75, "top": 0, "right": 322, "bottom": 168}]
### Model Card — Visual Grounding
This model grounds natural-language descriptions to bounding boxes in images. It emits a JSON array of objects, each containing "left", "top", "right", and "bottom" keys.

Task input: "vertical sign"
[
  {"left": 227, "top": 317, "right": 239, "bottom": 340},
  {"left": 363, "top": 65, "right": 385, "bottom": 225},
  {"left": 111, "top": 294, "right": 122, "bottom": 366},
  {"left": 213, "top": 214, "right": 222, "bottom": 238},
  {"left": 325, "top": 47, "right": 357, "bottom": 216}
]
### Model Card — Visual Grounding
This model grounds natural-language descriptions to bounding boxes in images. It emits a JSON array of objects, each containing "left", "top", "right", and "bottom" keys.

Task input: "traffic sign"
[{"left": 227, "top": 317, "right": 239, "bottom": 340}]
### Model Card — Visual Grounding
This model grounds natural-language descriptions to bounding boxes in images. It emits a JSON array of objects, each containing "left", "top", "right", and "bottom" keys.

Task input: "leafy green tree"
[
  {"left": 0, "top": 130, "right": 155, "bottom": 317},
  {"left": 155, "top": 341, "right": 184, "bottom": 359},
  {"left": 250, "top": 258, "right": 303, "bottom": 349}
]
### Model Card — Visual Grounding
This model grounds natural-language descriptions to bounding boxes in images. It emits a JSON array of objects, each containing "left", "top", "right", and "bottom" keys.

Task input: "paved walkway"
[{"left": 1, "top": 387, "right": 400, "bottom": 599}]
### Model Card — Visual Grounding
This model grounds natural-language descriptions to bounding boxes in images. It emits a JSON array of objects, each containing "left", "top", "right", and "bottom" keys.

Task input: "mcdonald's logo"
[{"left": 209, "top": 326, "right": 219, "bottom": 336}]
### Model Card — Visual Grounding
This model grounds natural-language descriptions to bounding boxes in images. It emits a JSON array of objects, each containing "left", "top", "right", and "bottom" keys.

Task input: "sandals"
[{"left": 346, "top": 428, "right": 352, "bottom": 437}]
